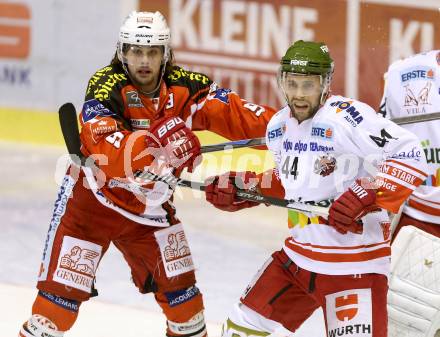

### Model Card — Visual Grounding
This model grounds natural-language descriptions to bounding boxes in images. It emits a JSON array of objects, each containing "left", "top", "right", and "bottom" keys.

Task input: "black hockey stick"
[
  {"left": 391, "top": 111, "right": 440, "bottom": 125},
  {"left": 135, "top": 170, "right": 329, "bottom": 217},
  {"left": 200, "top": 137, "right": 265, "bottom": 153},
  {"left": 199, "top": 111, "right": 440, "bottom": 153},
  {"left": 58, "top": 102, "right": 87, "bottom": 165},
  {"left": 57, "top": 103, "right": 329, "bottom": 217}
]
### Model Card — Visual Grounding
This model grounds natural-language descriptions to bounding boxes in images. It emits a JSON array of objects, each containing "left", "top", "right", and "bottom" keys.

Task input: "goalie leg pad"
[{"left": 388, "top": 225, "right": 440, "bottom": 337}]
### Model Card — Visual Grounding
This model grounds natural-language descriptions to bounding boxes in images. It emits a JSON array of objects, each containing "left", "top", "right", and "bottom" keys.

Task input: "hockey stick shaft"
[
  {"left": 136, "top": 171, "right": 329, "bottom": 217},
  {"left": 58, "top": 103, "right": 328, "bottom": 216},
  {"left": 390, "top": 111, "right": 440, "bottom": 125},
  {"left": 58, "top": 102, "right": 88, "bottom": 166},
  {"left": 200, "top": 137, "right": 265, "bottom": 153},
  {"left": 200, "top": 111, "right": 440, "bottom": 153}
]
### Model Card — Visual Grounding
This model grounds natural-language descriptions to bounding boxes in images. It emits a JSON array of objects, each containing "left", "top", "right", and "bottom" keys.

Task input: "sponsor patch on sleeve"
[
  {"left": 82, "top": 99, "right": 115, "bottom": 123},
  {"left": 267, "top": 122, "right": 285, "bottom": 142},
  {"left": 212, "top": 88, "right": 232, "bottom": 104},
  {"left": 400, "top": 66, "right": 435, "bottom": 83}
]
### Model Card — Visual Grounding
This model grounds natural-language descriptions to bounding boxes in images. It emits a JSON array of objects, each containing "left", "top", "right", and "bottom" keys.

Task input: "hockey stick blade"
[
  {"left": 58, "top": 102, "right": 85, "bottom": 165},
  {"left": 200, "top": 111, "right": 440, "bottom": 153}
]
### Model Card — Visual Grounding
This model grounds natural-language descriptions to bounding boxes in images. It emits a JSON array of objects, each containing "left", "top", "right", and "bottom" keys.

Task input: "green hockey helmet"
[{"left": 280, "top": 40, "right": 334, "bottom": 77}]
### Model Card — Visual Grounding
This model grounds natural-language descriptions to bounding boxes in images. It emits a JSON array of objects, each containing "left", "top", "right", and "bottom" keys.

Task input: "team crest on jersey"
[
  {"left": 126, "top": 90, "right": 144, "bottom": 108},
  {"left": 154, "top": 224, "right": 194, "bottom": 278},
  {"left": 314, "top": 155, "right": 337, "bottom": 177},
  {"left": 330, "top": 100, "right": 363, "bottom": 127}
]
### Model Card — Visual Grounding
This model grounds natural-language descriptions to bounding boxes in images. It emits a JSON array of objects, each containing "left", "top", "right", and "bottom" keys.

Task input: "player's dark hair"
[{"left": 110, "top": 47, "right": 176, "bottom": 75}]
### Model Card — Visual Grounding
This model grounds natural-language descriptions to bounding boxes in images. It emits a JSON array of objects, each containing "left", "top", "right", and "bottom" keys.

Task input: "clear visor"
[
  {"left": 278, "top": 72, "right": 323, "bottom": 98},
  {"left": 118, "top": 44, "right": 165, "bottom": 67}
]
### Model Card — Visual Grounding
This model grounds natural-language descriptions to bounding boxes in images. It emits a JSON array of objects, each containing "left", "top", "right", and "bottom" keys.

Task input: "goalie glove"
[
  {"left": 205, "top": 171, "right": 260, "bottom": 212},
  {"left": 328, "top": 179, "right": 379, "bottom": 234}
]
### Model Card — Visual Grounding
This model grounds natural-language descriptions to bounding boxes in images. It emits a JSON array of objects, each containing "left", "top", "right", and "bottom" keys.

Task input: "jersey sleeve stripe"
[
  {"left": 384, "top": 160, "right": 428, "bottom": 180},
  {"left": 410, "top": 193, "right": 440, "bottom": 206},
  {"left": 386, "top": 159, "right": 428, "bottom": 178},
  {"left": 285, "top": 239, "right": 390, "bottom": 263},
  {"left": 376, "top": 172, "right": 421, "bottom": 191},
  {"left": 287, "top": 236, "right": 390, "bottom": 250},
  {"left": 408, "top": 197, "right": 440, "bottom": 216}
]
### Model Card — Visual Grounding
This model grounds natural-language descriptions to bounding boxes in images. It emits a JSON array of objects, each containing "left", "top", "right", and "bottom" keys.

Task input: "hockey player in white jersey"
[
  {"left": 379, "top": 50, "right": 440, "bottom": 337},
  {"left": 204, "top": 40, "right": 429, "bottom": 337},
  {"left": 380, "top": 50, "right": 440, "bottom": 232}
]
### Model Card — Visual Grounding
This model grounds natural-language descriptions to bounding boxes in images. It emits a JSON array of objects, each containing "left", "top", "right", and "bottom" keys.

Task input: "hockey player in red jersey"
[
  {"left": 205, "top": 41, "right": 429, "bottom": 337},
  {"left": 18, "top": 11, "right": 275, "bottom": 337}
]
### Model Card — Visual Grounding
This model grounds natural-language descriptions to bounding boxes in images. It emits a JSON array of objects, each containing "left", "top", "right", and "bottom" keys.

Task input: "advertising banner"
[
  {"left": 0, "top": 0, "right": 127, "bottom": 111},
  {"left": 1, "top": 0, "right": 438, "bottom": 112},
  {"left": 140, "top": 0, "right": 440, "bottom": 109}
]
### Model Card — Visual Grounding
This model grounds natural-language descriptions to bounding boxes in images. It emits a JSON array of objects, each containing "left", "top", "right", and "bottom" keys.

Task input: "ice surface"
[{"left": 0, "top": 141, "right": 325, "bottom": 336}]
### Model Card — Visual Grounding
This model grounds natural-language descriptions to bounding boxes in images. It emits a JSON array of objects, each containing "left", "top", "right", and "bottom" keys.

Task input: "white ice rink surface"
[{"left": 0, "top": 141, "right": 325, "bottom": 336}]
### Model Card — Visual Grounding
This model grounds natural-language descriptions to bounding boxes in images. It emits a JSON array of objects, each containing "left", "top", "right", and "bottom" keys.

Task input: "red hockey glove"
[
  {"left": 328, "top": 179, "right": 379, "bottom": 234},
  {"left": 146, "top": 116, "right": 201, "bottom": 172},
  {"left": 205, "top": 171, "right": 260, "bottom": 212}
]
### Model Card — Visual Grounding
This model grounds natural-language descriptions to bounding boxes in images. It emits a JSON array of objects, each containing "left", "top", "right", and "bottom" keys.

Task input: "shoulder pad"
[
  {"left": 165, "top": 66, "right": 212, "bottom": 97},
  {"left": 86, "top": 64, "right": 128, "bottom": 102}
]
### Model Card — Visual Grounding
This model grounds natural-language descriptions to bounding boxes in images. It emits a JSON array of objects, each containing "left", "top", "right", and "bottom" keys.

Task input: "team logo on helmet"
[
  {"left": 290, "top": 59, "right": 308, "bottom": 66},
  {"left": 137, "top": 16, "right": 153, "bottom": 24},
  {"left": 320, "top": 45, "right": 329, "bottom": 53}
]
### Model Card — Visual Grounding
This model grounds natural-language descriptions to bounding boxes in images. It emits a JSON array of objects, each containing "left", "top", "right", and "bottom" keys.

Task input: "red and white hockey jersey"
[
  {"left": 79, "top": 63, "right": 276, "bottom": 227},
  {"left": 380, "top": 50, "right": 440, "bottom": 223},
  {"left": 265, "top": 95, "right": 428, "bottom": 276}
]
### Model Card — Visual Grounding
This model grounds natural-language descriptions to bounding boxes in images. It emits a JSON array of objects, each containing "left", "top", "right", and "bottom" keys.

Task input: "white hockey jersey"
[
  {"left": 380, "top": 50, "right": 440, "bottom": 223},
  {"left": 265, "top": 95, "right": 428, "bottom": 276}
]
